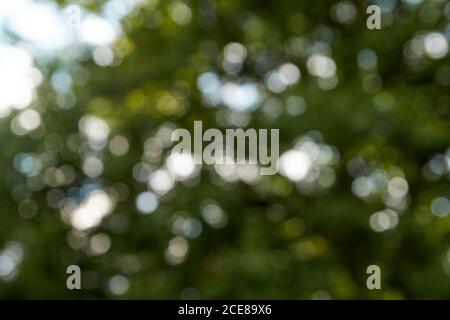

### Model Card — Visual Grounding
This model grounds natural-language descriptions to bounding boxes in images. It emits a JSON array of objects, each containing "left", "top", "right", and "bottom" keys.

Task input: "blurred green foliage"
[{"left": 0, "top": 0, "right": 449, "bottom": 299}]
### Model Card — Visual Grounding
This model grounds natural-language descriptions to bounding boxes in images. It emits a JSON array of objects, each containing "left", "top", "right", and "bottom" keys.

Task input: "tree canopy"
[{"left": 0, "top": 0, "right": 449, "bottom": 299}]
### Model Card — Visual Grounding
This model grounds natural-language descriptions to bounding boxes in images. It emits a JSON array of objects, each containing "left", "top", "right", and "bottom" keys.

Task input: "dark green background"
[{"left": 0, "top": 0, "right": 449, "bottom": 299}]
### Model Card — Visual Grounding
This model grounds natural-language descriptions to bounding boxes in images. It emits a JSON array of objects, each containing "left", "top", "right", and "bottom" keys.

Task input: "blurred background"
[{"left": 0, "top": 0, "right": 449, "bottom": 299}]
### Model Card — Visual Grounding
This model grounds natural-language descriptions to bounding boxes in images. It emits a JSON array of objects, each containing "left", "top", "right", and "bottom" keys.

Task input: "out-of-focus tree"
[{"left": 0, "top": 0, "right": 449, "bottom": 299}]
